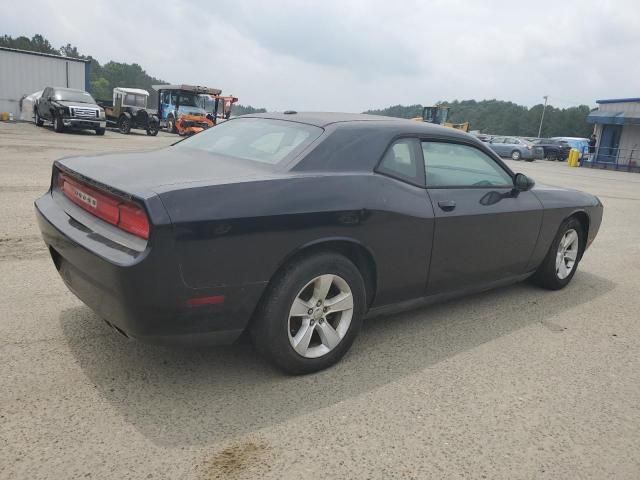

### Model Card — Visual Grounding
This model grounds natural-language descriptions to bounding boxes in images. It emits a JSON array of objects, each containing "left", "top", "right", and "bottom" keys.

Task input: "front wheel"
[
  {"left": 35, "top": 110, "right": 44, "bottom": 127},
  {"left": 250, "top": 253, "right": 366, "bottom": 374},
  {"left": 511, "top": 150, "right": 521, "bottom": 161},
  {"left": 95, "top": 128, "right": 105, "bottom": 136},
  {"left": 118, "top": 115, "right": 131, "bottom": 134},
  {"left": 53, "top": 114, "right": 64, "bottom": 133},
  {"left": 530, "top": 217, "right": 584, "bottom": 290},
  {"left": 146, "top": 123, "right": 159, "bottom": 136},
  {"left": 166, "top": 115, "right": 176, "bottom": 133}
]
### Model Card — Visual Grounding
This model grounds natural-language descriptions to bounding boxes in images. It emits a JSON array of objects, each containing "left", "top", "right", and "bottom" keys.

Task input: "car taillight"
[
  {"left": 58, "top": 173, "right": 150, "bottom": 240},
  {"left": 118, "top": 203, "right": 150, "bottom": 239}
]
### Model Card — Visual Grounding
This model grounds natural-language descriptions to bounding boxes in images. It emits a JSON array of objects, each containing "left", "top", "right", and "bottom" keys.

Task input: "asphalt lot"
[{"left": 1, "top": 121, "right": 639, "bottom": 480}]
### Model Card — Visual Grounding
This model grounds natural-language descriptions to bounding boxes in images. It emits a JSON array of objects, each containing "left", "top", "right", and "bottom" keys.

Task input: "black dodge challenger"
[{"left": 35, "top": 112, "right": 603, "bottom": 374}]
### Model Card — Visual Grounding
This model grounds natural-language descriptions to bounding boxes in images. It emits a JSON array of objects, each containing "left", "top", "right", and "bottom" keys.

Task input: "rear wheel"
[
  {"left": 250, "top": 253, "right": 366, "bottom": 374},
  {"left": 511, "top": 150, "right": 521, "bottom": 161},
  {"left": 95, "top": 128, "right": 105, "bottom": 136},
  {"left": 531, "top": 217, "right": 584, "bottom": 290}
]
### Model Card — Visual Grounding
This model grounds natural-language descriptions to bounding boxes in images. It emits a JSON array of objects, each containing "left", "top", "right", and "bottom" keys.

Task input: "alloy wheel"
[
  {"left": 556, "top": 229, "right": 579, "bottom": 279},
  {"left": 287, "top": 274, "right": 354, "bottom": 359}
]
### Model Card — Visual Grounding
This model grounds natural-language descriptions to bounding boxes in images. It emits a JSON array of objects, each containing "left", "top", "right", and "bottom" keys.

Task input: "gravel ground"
[{"left": 1, "top": 121, "right": 639, "bottom": 480}]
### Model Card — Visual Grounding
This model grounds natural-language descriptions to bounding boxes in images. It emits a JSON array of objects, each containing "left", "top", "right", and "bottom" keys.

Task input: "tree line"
[
  {"left": 0, "top": 34, "right": 265, "bottom": 114},
  {"left": 3, "top": 34, "right": 592, "bottom": 134},
  {"left": 364, "top": 100, "right": 594, "bottom": 137}
]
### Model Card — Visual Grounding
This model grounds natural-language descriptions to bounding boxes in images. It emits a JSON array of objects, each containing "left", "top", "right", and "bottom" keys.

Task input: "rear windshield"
[
  {"left": 54, "top": 90, "right": 96, "bottom": 104},
  {"left": 176, "top": 118, "right": 323, "bottom": 165}
]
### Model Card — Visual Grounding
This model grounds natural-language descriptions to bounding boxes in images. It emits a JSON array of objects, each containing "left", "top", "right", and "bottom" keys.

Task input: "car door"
[
  {"left": 489, "top": 137, "right": 506, "bottom": 156},
  {"left": 422, "top": 140, "right": 543, "bottom": 295},
  {"left": 39, "top": 88, "right": 51, "bottom": 120},
  {"left": 503, "top": 137, "right": 520, "bottom": 156}
]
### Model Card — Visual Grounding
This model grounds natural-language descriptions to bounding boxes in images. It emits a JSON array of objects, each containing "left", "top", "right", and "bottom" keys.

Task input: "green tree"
[
  {"left": 90, "top": 77, "right": 111, "bottom": 101},
  {"left": 365, "top": 100, "right": 592, "bottom": 137}
]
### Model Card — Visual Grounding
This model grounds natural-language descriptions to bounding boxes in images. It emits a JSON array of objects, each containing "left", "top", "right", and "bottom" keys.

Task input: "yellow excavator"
[{"left": 413, "top": 105, "right": 470, "bottom": 132}]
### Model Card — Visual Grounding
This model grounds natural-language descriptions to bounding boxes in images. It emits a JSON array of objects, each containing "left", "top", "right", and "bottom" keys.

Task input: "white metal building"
[
  {"left": 586, "top": 98, "right": 640, "bottom": 168},
  {"left": 0, "top": 47, "right": 90, "bottom": 119}
]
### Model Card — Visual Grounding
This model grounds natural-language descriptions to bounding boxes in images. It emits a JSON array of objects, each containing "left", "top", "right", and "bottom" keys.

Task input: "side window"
[
  {"left": 422, "top": 141, "right": 513, "bottom": 188},
  {"left": 377, "top": 138, "right": 424, "bottom": 185},
  {"left": 490, "top": 137, "right": 504, "bottom": 144},
  {"left": 504, "top": 137, "right": 518, "bottom": 144}
]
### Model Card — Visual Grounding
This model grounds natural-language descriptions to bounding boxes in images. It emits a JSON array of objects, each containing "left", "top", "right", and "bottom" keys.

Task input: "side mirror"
[{"left": 513, "top": 173, "right": 535, "bottom": 191}]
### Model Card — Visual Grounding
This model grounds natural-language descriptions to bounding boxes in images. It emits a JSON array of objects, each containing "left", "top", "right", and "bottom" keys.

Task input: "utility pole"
[{"left": 537, "top": 95, "right": 548, "bottom": 138}]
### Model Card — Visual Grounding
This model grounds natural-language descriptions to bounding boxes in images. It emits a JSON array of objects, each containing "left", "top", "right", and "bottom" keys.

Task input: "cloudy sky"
[{"left": 3, "top": 0, "right": 640, "bottom": 111}]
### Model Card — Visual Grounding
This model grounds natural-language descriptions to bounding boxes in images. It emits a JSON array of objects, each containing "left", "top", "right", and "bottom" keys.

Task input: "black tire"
[
  {"left": 250, "top": 253, "right": 366, "bottom": 375},
  {"left": 146, "top": 124, "right": 159, "bottom": 136},
  {"left": 118, "top": 115, "right": 131, "bottom": 134},
  {"left": 511, "top": 150, "right": 522, "bottom": 161},
  {"left": 95, "top": 128, "right": 105, "bottom": 136},
  {"left": 525, "top": 158, "right": 535, "bottom": 162},
  {"left": 166, "top": 115, "right": 176, "bottom": 133},
  {"left": 53, "top": 114, "right": 64, "bottom": 133},
  {"left": 35, "top": 110, "right": 44, "bottom": 127},
  {"left": 530, "top": 217, "right": 584, "bottom": 290}
]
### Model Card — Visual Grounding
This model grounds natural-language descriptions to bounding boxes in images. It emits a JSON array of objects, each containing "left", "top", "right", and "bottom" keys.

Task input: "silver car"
[{"left": 487, "top": 136, "right": 544, "bottom": 161}]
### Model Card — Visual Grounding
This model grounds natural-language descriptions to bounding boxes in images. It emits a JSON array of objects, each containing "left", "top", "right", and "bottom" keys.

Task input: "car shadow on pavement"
[{"left": 60, "top": 271, "right": 614, "bottom": 447}]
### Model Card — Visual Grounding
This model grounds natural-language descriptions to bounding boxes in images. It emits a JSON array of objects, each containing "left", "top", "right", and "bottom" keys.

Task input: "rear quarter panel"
[{"left": 158, "top": 173, "right": 435, "bottom": 307}]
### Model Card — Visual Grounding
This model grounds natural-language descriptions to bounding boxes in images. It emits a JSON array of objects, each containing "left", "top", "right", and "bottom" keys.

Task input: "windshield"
[
  {"left": 54, "top": 90, "right": 95, "bottom": 104},
  {"left": 178, "top": 93, "right": 199, "bottom": 107},
  {"left": 123, "top": 93, "right": 147, "bottom": 108},
  {"left": 175, "top": 118, "right": 323, "bottom": 165}
]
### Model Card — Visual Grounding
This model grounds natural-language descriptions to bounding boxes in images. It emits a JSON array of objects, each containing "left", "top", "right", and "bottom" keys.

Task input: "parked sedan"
[
  {"left": 534, "top": 138, "right": 572, "bottom": 161},
  {"left": 487, "top": 136, "right": 544, "bottom": 161},
  {"left": 35, "top": 113, "right": 603, "bottom": 374}
]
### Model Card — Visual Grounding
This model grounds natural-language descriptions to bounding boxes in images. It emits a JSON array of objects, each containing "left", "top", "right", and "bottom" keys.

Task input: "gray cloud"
[
  {"left": 215, "top": 1, "right": 420, "bottom": 76},
  {"left": 2, "top": 0, "right": 640, "bottom": 112}
]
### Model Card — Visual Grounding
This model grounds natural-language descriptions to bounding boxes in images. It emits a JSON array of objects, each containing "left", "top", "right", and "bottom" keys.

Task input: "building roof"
[
  {"left": 0, "top": 46, "right": 90, "bottom": 63},
  {"left": 586, "top": 110, "right": 640, "bottom": 126},
  {"left": 596, "top": 98, "right": 640, "bottom": 104}
]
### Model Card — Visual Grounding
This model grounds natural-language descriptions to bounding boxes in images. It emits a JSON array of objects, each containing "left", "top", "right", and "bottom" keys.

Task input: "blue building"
[{"left": 586, "top": 98, "right": 640, "bottom": 169}]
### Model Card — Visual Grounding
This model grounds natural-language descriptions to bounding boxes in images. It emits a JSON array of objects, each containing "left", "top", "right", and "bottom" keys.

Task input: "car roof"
[
  {"left": 114, "top": 87, "right": 149, "bottom": 96},
  {"left": 241, "top": 111, "right": 472, "bottom": 138}
]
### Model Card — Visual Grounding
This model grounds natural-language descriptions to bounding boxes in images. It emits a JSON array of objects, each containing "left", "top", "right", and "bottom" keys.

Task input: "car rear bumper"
[{"left": 35, "top": 192, "right": 265, "bottom": 345}]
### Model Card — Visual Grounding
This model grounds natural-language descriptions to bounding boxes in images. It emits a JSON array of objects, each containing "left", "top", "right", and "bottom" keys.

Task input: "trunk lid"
[{"left": 56, "top": 147, "right": 283, "bottom": 198}]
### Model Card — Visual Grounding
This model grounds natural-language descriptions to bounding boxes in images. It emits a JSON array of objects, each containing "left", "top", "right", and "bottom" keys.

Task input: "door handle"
[{"left": 438, "top": 200, "right": 456, "bottom": 212}]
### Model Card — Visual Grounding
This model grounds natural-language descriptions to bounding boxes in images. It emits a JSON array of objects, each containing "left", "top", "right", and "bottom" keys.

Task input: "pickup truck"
[
  {"left": 97, "top": 88, "right": 159, "bottom": 136},
  {"left": 35, "top": 87, "right": 106, "bottom": 135}
]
